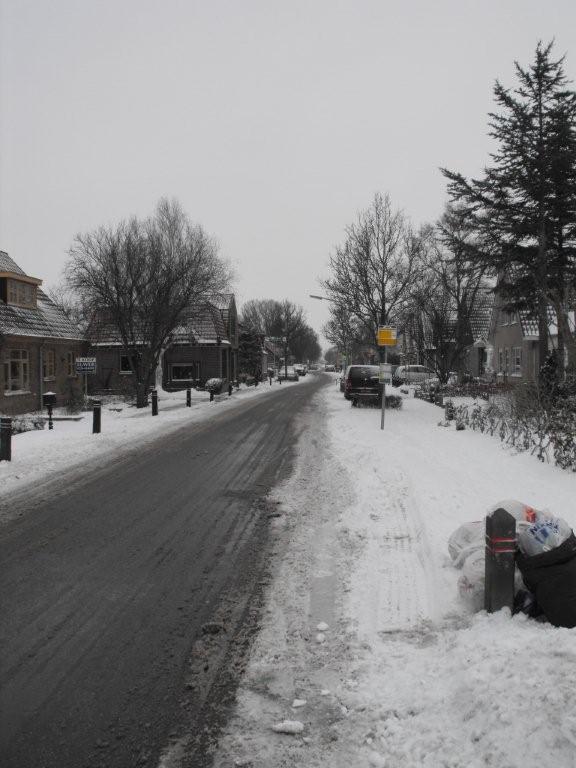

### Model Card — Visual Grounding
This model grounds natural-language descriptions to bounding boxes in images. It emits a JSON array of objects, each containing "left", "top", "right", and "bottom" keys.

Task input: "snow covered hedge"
[
  {"left": 11, "top": 415, "right": 46, "bottom": 435},
  {"left": 451, "top": 378, "right": 576, "bottom": 472}
]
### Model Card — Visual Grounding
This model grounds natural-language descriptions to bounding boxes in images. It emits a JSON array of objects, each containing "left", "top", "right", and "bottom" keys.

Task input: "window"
[
  {"left": 120, "top": 355, "right": 134, "bottom": 374},
  {"left": 7, "top": 279, "right": 36, "bottom": 308},
  {"left": 3, "top": 349, "right": 30, "bottom": 392},
  {"left": 120, "top": 353, "right": 141, "bottom": 374},
  {"left": 43, "top": 350, "right": 55, "bottom": 380},
  {"left": 512, "top": 346, "right": 522, "bottom": 375},
  {"left": 504, "top": 348, "right": 510, "bottom": 373},
  {"left": 498, "top": 348, "right": 503, "bottom": 372},
  {"left": 171, "top": 363, "right": 200, "bottom": 381},
  {"left": 67, "top": 351, "right": 77, "bottom": 377}
]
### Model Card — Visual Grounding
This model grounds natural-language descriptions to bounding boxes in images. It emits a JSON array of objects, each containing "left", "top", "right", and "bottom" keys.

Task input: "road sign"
[
  {"left": 377, "top": 326, "right": 397, "bottom": 347},
  {"left": 379, "top": 363, "right": 393, "bottom": 384},
  {"left": 75, "top": 357, "right": 97, "bottom": 374}
]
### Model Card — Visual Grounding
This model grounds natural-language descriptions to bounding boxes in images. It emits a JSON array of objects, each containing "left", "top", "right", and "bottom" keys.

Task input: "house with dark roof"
[
  {"left": 487, "top": 295, "right": 574, "bottom": 383},
  {"left": 0, "top": 251, "right": 85, "bottom": 415},
  {"left": 88, "top": 293, "right": 239, "bottom": 393},
  {"left": 400, "top": 288, "right": 495, "bottom": 378}
]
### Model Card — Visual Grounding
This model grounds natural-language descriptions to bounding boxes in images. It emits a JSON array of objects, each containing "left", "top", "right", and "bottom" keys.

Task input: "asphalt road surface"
[{"left": 0, "top": 375, "right": 328, "bottom": 768}]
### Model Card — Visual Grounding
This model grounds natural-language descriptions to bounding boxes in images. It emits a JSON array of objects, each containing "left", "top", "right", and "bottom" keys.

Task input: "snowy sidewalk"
[{"left": 213, "top": 382, "right": 576, "bottom": 768}]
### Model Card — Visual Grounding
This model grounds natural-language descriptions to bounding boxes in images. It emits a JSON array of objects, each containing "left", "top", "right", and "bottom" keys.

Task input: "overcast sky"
[{"left": 1, "top": 0, "right": 575, "bottom": 345}]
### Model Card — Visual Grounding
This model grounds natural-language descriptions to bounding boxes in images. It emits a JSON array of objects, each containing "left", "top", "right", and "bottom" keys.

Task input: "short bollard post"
[
  {"left": 151, "top": 389, "right": 158, "bottom": 416},
  {"left": 186, "top": 388, "right": 191, "bottom": 407},
  {"left": 445, "top": 400, "right": 454, "bottom": 421},
  {"left": 210, "top": 391, "right": 214, "bottom": 402},
  {"left": 228, "top": 383, "right": 233, "bottom": 397},
  {"left": 485, "top": 508, "right": 516, "bottom": 613},
  {"left": 92, "top": 401, "right": 101, "bottom": 434},
  {"left": 0, "top": 417, "right": 12, "bottom": 461}
]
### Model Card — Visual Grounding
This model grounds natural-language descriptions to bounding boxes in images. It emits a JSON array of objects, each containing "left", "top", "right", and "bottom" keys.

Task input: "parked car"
[
  {"left": 278, "top": 366, "right": 299, "bottom": 382},
  {"left": 343, "top": 364, "right": 382, "bottom": 406},
  {"left": 294, "top": 363, "right": 307, "bottom": 376},
  {"left": 324, "top": 364, "right": 336, "bottom": 372},
  {"left": 393, "top": 364, "right": 436, "bottom": 385}
]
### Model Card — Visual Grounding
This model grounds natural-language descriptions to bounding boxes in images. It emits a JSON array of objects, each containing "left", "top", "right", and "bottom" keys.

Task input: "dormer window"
[{"left": 7, "top": 279, "right": 37, "bottom": 308}]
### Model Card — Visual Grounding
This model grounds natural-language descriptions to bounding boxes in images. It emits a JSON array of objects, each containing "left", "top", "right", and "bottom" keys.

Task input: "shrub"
[
  {"left": 11, "top": 415, "right": 46, "bottom": 435},
  {"left": 385, "top": 394, "right": 403, "bottom": 409}
]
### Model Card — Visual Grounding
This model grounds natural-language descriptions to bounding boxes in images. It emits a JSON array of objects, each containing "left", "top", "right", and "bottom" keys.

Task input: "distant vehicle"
[
  {"left": 278, "top": 366, "right": 299, "bottom": 382},
  {"left": 393, "top": 365, "right": 436, "bottom": 385},
  {"left": 294, "top": 363, "right": 307, "bottom": 376},
  {"left": 343, "top": 365, "right": 381, "bottom": 406},
  {"left": 324, "top": 364, "right": 336, "bottom": 372}
]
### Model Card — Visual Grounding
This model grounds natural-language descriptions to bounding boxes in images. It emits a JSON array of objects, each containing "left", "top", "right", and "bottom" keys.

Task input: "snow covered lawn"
[
  {"left": 0, "top": 380, "right": 305, "bottom": 515},
  {"left": 214, "top": 381, "right": 576, "bottom": 768}
]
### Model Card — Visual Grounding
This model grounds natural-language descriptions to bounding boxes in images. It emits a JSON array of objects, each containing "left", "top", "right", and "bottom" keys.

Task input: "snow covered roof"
[
  {"left": 0, "top": 253, "right": 84, "bottom": 340},
  {"left": 0, "top": 250, "right": 26, "bottom": 275},
  {"left": 89, "top": 300, "right": 230, "bottom": 347}
]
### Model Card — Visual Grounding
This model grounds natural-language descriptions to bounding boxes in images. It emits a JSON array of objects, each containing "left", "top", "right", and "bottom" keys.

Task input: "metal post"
[
  {"left": 228, "top": 383, "right": 233, "bottom": 397},
  {"left": 151, "top": 389, "right": 158, "bottom": 416},
  {"left": 380, "top": 346, "right": 387, "bottom": 431},
  {"left": 210, "top": 391, "right": 214, "bottom": 402},
  {"left": 92, "top": 401, "right": 101, "bottom": 434},
  {"left": 0, "top": 417, "right": 12, "bottom": 461},
  {"left": 485, "top": 508, "right": 516, "bottom": 613},
  {"left": 186, "top": 388, "right": 191, "bottom": 407},
  {"left": 48, "top": 404, "right": 54, "bottom": 430}
]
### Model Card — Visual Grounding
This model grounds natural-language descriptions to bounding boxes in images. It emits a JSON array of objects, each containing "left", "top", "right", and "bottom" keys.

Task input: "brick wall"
[{"left": 0, "top": 337, "right": 85, "bottom": 416}]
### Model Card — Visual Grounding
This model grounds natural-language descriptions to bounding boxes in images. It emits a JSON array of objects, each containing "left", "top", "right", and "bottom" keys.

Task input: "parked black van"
[{"left": 343, "top": 365, "right": 382, "bottom": 406}]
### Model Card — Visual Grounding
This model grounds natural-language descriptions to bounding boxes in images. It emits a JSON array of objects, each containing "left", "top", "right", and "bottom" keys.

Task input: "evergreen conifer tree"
[{"left": 442, "top": 41, "right": 576, "bottom": 376}]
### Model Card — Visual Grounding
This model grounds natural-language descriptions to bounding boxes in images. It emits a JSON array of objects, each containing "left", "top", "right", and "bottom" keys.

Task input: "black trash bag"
[{"left": 516, "top": 532, "right": 576, "bottom": 628}]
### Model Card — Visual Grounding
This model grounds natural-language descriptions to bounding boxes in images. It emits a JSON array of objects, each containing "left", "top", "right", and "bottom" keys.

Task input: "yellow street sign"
[{"left": 377, "top": 326, "right": 397, "bottom": 347}]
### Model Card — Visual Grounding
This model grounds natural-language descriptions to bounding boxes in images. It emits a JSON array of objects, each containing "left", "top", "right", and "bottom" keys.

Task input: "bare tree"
[
  {"left": 66, "top": 198, "right": 230, "bottom": 407},
  {"left": 406, "top": 210, "right": 491, "bottom": 383},
  {"left": 321, "top": 193, "right": 421, "bottom": 351},
  {"left": 240, "top": 298, "right": 318, "bottom": 372},
  {"left": 322, "top": 303, "right": 372, "bottom": 364}
]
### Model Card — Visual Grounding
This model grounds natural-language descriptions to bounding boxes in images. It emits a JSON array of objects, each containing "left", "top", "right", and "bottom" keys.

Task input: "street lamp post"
[{"left": 309, "top": 293, "right": 347, "bottom": 370}]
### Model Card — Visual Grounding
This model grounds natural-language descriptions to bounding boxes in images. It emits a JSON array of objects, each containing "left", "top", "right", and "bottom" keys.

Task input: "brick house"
[
  {"left": 487, "top": 296, "right": 574, "bottom": 384},
  {"left": 0, "top": 252, "right": 85, "bottom": 415},
  {"left": 399, "top": 288, "right": 495, "bottom": 378},
  {"left": 89, "top": 294, "right": 239, "bottom": 394}
]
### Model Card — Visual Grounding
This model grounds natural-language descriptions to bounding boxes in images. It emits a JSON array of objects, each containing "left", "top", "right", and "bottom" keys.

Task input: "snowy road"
[{"left": 0, "top": 375, "right": 327, "bottom": 768}]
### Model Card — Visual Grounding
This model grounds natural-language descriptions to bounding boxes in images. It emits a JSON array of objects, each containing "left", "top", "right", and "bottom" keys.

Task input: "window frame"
[
  {"left": 4, "top": 349, "right": 30, "bottom": 393},
  {"left": 43, "top": 349, "right": 55, "bottom": 380},
  {"left": 67, "top": 351, "right": 77, "bottom": 378},
  {"left": 170, "top": 363, "right": 200, "bottom": 382},
  {"left": 6, "top": 279, "right": 36, "bottom": 308},
  {"left": 512, "top": 346, "right": 522, "bottom": 375}
]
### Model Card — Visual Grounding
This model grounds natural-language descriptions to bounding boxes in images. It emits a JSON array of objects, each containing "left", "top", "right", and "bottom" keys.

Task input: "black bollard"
[
  {"left": 92, "top": 400, "right": 101, "bottom": 434},
  {"left": 47, "top": 404, "right": 54, "bottom": 430},
  {"left": 186, "top": 388, "right": 191, "bottom": 407},
  {"left": 485, "top": 508, "right": 516, "bottom": 613},
  {"left": 0, "top": 417, "right": 12, "bottom": 461},
  {"left": 152, "top": 389, "right": 158, "bottom": 416},
  {"left": 228, "top": 383, "right": 233, "bottom": 397},
  {"left": 210, "top": 391, "right": 214, "bottom": 402}
]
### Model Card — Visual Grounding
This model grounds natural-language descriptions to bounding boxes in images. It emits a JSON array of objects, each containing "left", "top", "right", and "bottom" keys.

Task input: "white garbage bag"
[{"left": 517, "top": 515, "right": 572, "bottom": 556}]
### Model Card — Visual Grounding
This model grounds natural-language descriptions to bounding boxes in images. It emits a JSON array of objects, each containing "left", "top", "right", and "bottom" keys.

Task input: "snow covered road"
[{"left": 213, "top": 379, "right": 576, "bottom": 768}]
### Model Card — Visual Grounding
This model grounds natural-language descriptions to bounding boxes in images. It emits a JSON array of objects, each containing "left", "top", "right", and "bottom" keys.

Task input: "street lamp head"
[{"left": 309, "top": 294, "right": 327, "bottom": 300}]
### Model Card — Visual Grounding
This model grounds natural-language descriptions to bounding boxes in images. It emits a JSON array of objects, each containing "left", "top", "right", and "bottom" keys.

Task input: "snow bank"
[{"left": 214, "top": 383, "right": 576, "bottom": 768}]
